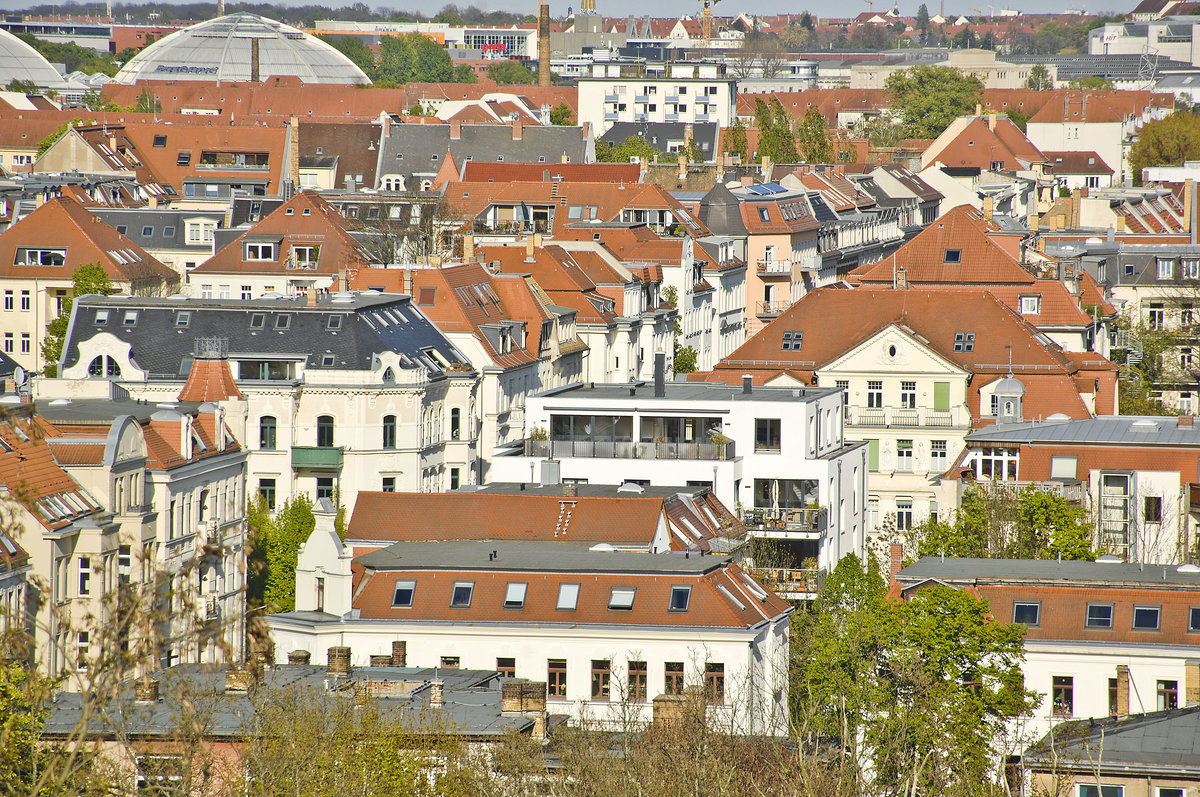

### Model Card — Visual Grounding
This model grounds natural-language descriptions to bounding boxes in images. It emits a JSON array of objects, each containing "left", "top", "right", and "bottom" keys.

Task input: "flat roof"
[
  {"left": 542, "top": 381, "right": 837, "bottom": 404},
  {"left": 898, "top": 556, "right": 1200, "bottom": 587},
  {"left": 458, "top": 482, "right": 706, "bottom": 499},
  {"left": 357, "top": 540, "right": 728, "bottom": 574},
  {"left": 966, "top": 416, "right": 1200, "bottom": 447},
  {"left": 35, "top": 397, "right": 204, "bottom": 424}
]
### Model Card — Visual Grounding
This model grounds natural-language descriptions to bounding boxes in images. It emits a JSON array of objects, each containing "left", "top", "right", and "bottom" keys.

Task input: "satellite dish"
[{"left": 12, "top": 367, "right": 26, "bottom": 387}]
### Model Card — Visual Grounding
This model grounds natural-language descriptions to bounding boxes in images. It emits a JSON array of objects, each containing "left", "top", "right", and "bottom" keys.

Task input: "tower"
[{"left": 538, "top": 0, "right": 551, "bottom": 88}]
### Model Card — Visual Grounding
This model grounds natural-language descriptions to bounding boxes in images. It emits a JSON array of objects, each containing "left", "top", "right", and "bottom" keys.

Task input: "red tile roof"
[
  {"left": 0, "top": 414, "right": 100, "bottom": 531},
  {"left": 1044, "top": 151, "right": 1114, "bottom": 176},
  {"left": 924, "top": 115, "right": 1047, "bottom": 171},
  {"left": 459, "top": 162, "right": 641, "bottom": 184},
  {"left": 177, "top": 358, "right": 244, "bottom": 403}
]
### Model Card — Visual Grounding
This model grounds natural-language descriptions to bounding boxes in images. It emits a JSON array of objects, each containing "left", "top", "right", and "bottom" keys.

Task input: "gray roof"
[
  {"left": 966, "top": 415, "right": 1200, "bottom": 447},
  {"left": 1025, "top": 706, "right": 1200, "bottom": 775},
  {"left": 60, "top": 293, "right": 468, "bottom": 380},
  {"left": 541, "top": 380, "right": 838, "bottom": 404},
  {"left": 600, "top": 122, "right": 720, "bottom": 158},
  {"left": 1005, "top": 53, "right": 1197, "bottom": 81},
  {"left": 357, "top": 539, "right": 731, "bottom": 574},
  {"left": 378, "top": 124, "right": 589, "bottom": 190},
  {"left": 36, "top": 397, "right": 204, "bottom": 425},
  {"left": 113, "top": 13, "right": 372, "bottom": 86},
  {"left": 0, "top": 28, "right": 72, "bottom": 88},
  {"left": 897, "top": 556, "right": 1200, "bottom": 588},
  {"left": 44, "top": 663, "right": 538, "bottom": 740},
  {"left": 90, "top": 208, "right": 225, "bottom": 253}
]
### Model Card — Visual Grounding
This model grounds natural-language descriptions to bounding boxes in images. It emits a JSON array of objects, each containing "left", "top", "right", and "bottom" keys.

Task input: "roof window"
[
  {"left": 450, "top": 581, "right": 474, "bottom": 608},
  {"left": 177, "top": 152, "right": 190, "bottom": 166},
  {"left": 608, "top": 586, "right": 636, "bottom": 611},
  {"left": 153, "top": 134, "right": 166, "bottom": 147},
  {"left": 953, "top": 331, "right": 975, "bottom": 352},
  {"left": 392, "top": 580, "right": 415, "bottom": 607},
  {"left": 781, "top": 330, "right": 802, "bottom": 351},
  {"left": 418, "top": 286, "right": 436, "bottom": 306},
  {"left": 275, "top": 315, "right": 290, "bottom": 329},
  {"left": 557, "top": 583, "right": 580, "bottom": 611},
  {"left": 504, "top": 582, "right": 527, "bottom": 609},
  {"left": 757, "top": 206, "right": 770, "bottom": 222},
  {"left": 249, "top": 314, "right": 265, "bottom": 329},
  {"left": 321, "top": 354, "right": 335, "bottom": 366},
  {"left": 669, "top": 585, "right": 691, "bottom": 612},
  {"left": 944, "top": 249, "right": 962, "bottom": 263},
  {"left": 95, "top": 309, "right": 109, "bottom": 324},
  {"left": 142, "top": 226, "right": 153, "bottom": 237},
  {"left": 123, "top": 311, "right": 138, "bottom": 326},
  {"left": 327, "top": 316, "right": 342, "bottom": 330},
  {"left": 175, "top": 311, "right": 190, "bottom": 327},
  {"left": 302, "top": 208, "right": 311, "bottom": 216}
]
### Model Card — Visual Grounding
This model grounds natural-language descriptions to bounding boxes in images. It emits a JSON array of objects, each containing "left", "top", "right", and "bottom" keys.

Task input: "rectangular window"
[
  {"left": 1019, "top": 295, "right": 1041, "bottom": 315},
  {"left": 1144, "top": 496, "right": 1162, "bottom": 523},
  {"left": 1052, "top": 675, "right": 1073, "bottom": 717},
  {"left": 548, "top": 659, "right": 567, "bottom": 697},
  {"left": 557, "top": 583, "right": 579, "bottom": 611},
  {"left": 608, "top": 586, "right": 636, "bottom": 610},
  {"left": 1086, "top": 603, "right": 1114, "bottom": 629},
  {"left": 1185, "top": 259, "right": 1200, "bottom": 279},
  {"left": 591, "top": 660, "right": 611, "bottom": 700},
  {"left": 1149, "top": 303, "right": 1165, "bottom": 330},
  {"left": 1079, "top": 786, "right": 1124, "bottom": 797},
  {"left": 392, "top": 580, "right": 415, "bottom": 607},
  {"left": 1012, "top": 601, "right": 1040, "bottom": 626},
  {"left": 1157, "top": 679, "right": 1178, "bottom": 710},
  {"left": 781, "top": 330, "right": 803, "bottom": 351},
  {"left": 78, "top": 557, "right": 91, "bottom": 596},
  {"left": 503, "top": 582, "right": 527, "bottom": 609},
  {"left": 1133, "top": 605, "right": 1161, "bottom": 630},
  {"left": 705, "top": 663, "right": 725, "bottom": 704},
  {"left": 669, "top": 585, "right": 691, "bottom": 612},
  {"left": 450, "top": 581, "right": 474, "bottom": 608},
  {"left": 1050, "top": 456, "right": 1078, "bottom": 480},
  {"left": 316, "top": 477, "right": 334, "bottom": 500},
  {"left": 78, "top": 631, "right": 89, "bottom": 670},
  {"left": 19, "top": 334, "right": 29, "bottom": 354},
  {"left": 627, "top": 660, "right": 647, "bottom": 701},
  {"left": 2, "top": 333, "right": 11, "bottom": 353},
  {"left": 900, "top": 381, "right": 916, "bottom": 409},
  {"left": 953, "top": 332, "right": 975, "bottom": 352},
  {"left": 258, "top": 478, "right": 275, "bottom": 510},
  {"left": 867, "top": 380, "right": 883, "bottom": 408},
  {"left": 245, "top": 242, "right": 276, "bottom": 261},
  {"left": 2, "top": 291, "right": 10, "bottom": 310},
  {"left": 1190, "top": 606, "right": 1200, "bottom": 631},
  {"left": 20, "top": 290, "right": 29, "bottom": 311},
  {"left": 1158, "top": 258, "right": 1174, "bottom": 280},
  {"left": 1109, "top": 677, "right": 1118, "bottom": 716},
  {"left": 665, "top": 661, "right": 684, "bottom": 695},
  {"left": 754, "top": 418, "right": 781, "bottom": 452},
  {"left": 896, "top": 440, "right": 913, "bottom": 471},
  {"left": 382, "top": 477, "right": 395, "bottom": 492},
  {"left": 497, "top": 657, "right": 516, "bottom": 678},
  {"left": 123, "top": 311, "right": 138, "bottom": 326},
  {"left": 440, "top": 656, "right": 460, "bottom": 669},
  {"left": 931, "top": 440, "right": 947, "bottom": 470},
  {"left": 895, "top": 499, "right": 913, "bottom": 531}
]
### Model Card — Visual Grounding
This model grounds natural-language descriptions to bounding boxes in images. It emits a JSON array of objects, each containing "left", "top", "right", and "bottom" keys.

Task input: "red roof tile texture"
[{"left": 177, "top": 358, "right": 244, "bottom": 403}]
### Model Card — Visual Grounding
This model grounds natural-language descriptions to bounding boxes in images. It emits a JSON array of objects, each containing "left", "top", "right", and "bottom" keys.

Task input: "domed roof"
[
  {"left": 993, "top": 374, "right": 1026, "bottom": 397},
  {"left": 0, "top": 28, "right": 69, "bottom": 88},
  {"left": 113, "top": 13, "right": 371, "bottom": 86}
]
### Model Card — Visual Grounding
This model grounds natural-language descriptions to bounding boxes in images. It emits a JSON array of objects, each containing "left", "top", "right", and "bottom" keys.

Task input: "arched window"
[
  {"left": 382, "top": 367, "right": 395, "bottom": 384},
  {"left": 382, "top": 415, "right": 397, "bottom": 449},
  {"left": 450, "top": 408, "right": 461, "bottom": 440},
  {"left": 259, "top": 416, "right": 277, "bottom": 450},
  {"left": 87, "top": 356, "right": 120, "bottom": 378},
  {"left": 316, "top": 415, "right": 335, "bottom": 448}
]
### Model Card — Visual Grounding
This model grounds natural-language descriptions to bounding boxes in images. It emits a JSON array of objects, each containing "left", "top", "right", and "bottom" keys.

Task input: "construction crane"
[
  {"left": 697, "top": 0, "right": 722, "bottom": 48},
  {"left": 863, "top": 0, "right": 876, "bottom": 10}
]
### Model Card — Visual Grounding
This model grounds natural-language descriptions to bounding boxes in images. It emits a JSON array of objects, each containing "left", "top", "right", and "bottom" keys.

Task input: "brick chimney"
[
  {"left": 327, "top": 646, "right": 352, "bottom": 676},
  {"left": 563, "top": 481, "right": 577, "bottom": 498},
  {"left": 288, "top": 649, "right": 312, "bottom": 665},
  {"left": 1115, "top": 665, "right": 1130, "bottom": 717},
  {"left": 134, "top": 677, "right": 160, "bottom": 703},
  {"left": 450, "top": 120, "right": 462, "bottom": 140},
  {"left": 463, "top": 234, "right": 474, "bottom": 261},
  {"left": 1186, "top": 659, "right": 1200, "bottom": 705},
  {"left": 306, "top": 287, "right": 318, "bottom": 307},
  {"left": 889, "top": 542, "right": 904, "bottom": 588},
  {"left": 392, "top": 640, "right": 407, "bottom": 667},
  {"left": 512, "top": 116, "right": 523, "bottom": 141}
]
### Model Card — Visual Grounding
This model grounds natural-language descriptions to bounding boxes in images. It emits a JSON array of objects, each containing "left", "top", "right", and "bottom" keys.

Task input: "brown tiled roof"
[
  {"left": 0, "top": 415, "right": 100, "bottom": 531},
  {"left": 460, "top": 162, "right": 641, "bottom": 184},
  {"left": 347, "top": 492, "right": 667, "bottom": 547},
  {"left": 142, "top": 412, "right": 239, "bottom": 470},
  {"left": 0, "top": 196, "right": 178, "bottom": 287},
  {"left": 352, "top": 559, "right": 790, "bottom": 628},
  {"left": 475, "top": 245, "right": 618, "bottom": 324},
  {"left": 45, "top": 440, "right": 106, "bottom": 465},
  {"left": 1044, "top": 151, "right": 1114, "bottom": 176},
  {"left": 177, "top": 358, "right": 244, "bottom": 403},
  {"left": 924, "top": 116, "right": 1047, "bottom": 171}
]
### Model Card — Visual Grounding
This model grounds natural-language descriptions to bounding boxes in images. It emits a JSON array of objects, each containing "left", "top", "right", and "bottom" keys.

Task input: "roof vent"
[
  {"left": 1131, "top": 419, "right": 1159, "bottom": 431},
  {"left": 1178, "top": 563, "right": 1200, "bottom": 573},
  {"left": 1095, "top": 554, "right": 1123, "bottom": 564},
  {"left": 156, "top": 402, "right": 179, "bottom": 409},
  {"left": 616, "top": 481, "right": 644, "bottom": 493},
  {"left": 261, "top": 291, "right": 284, "bottom": 299},
  {"left": 589, "top": 542, "right": 617, "bottom": 552},
  {"left": 168, "top": 293, "right": 188, "bottom": 301}
]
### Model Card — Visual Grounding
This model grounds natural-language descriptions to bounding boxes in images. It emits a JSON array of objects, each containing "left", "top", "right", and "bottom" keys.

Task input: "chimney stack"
[
  {"left": 327, "top": 646, "right": 352, "bottom": 676},
  {"left": 512, "top": 116, "right": 524, "bottom": 141},
  {"left": 250, "top": 38, "right": 260, "bottom": 83},
  {"left": 563, "top": 481, "right": 577, "bottom": 498},
  {"left": 134, "top": 678, "right": 160, "bottom": 703},
  {"left": 525, "top": 236, "right": 535, "bottom": 262},
  {"left": 392, "top": 640, "right": 407, "bottom": 667},
  {"left": 430, "top": 679, "right": 444, "bottom": 706},
  {"left": 1115, "top": 665, "right": 1130, "bottom": 717},
  {"left": 538, "top": 0, "right": 551, "bottom": 88},
  {"left": 742, "top": 375, "right": 752, "bottom": 394},
  {"left": 288, "top": 649, "right": 312, "bottom": 665},
  {"left": 450, "top": 120, "right": 462, "bottom": 140},
  {"left": 1185, "top": 659, "right": 1200, "bottom": 705},
  {"left": 654, "top": 351, "right": 666, "bottom": 398},
  {"left": 889, "top": 542, "right": 904, "bottom": 588},
  {"left": 306, "top": 287, "right": 318, "bottom": 307},
  {"left": 988, "top": 113, "right": 996, "bottom": 131}
]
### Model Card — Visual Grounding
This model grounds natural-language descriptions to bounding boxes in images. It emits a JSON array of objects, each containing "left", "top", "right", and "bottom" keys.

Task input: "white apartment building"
[{"left": 578, "top": 60, "right": 737, "bottom": 136}]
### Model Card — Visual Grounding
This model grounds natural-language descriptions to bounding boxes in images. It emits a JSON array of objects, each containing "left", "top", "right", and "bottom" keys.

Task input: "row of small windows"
[
  {"left": 258, "top": 411, "right": 461, "bottom": 450},
  {"left": 1012, "top": 600, "right": 1200, "bottom": 632},
  {"left": 393, "top": 580, "right": 692, "bottom": 612}
]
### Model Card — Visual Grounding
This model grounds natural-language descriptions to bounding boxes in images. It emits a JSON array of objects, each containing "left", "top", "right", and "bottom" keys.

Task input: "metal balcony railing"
[
  {"left": 524, "top": 438, "right": 735, "bottom": 461},
  {"left": 739, "top": 507, "right": 827, "bottom": 533},
  {"left": 756, "top": 300, "right": 793, "bottom": 317},
  {"left": 849, "top": 406, "right": 957, "bottom": 428},
  {"left": 755, "top": 567, "right": 820, "bottom": 597}
]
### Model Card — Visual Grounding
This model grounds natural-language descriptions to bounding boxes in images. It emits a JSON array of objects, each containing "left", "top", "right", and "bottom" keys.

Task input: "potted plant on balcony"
[{"left": 710, "top": 431, "right": 729, "bottom": 459}]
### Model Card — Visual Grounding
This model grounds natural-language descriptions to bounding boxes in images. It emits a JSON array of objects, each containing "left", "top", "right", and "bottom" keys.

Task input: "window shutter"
[
  {"left": 868, "top": 439, "right": 879, "bottom": 472},
  {"left": 933, "top": 382, "right": 950, "bottom": 411}
]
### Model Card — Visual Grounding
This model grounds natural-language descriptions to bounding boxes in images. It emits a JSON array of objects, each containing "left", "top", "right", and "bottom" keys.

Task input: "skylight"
[
  {"left": 669, "top": 585, "right": 691, "bottom": 612},
  {"left": 504, "top": 582, "right": 527, "bottom": 609},
  {"left": 781, "top": 330, "right": 803, "bottom": 351},
  {"left": 450, "top": 581, "right": 474, "bottom": 608},
  {"left": 557, "top": 583, "right": 580, "bottom": 611},
  {"left": 953, "top": 332, "right": 975, "bottom": 353},
  {"left": 392, "top": 580, "right": 415, "bottom": 607},
  {"left": 944, "top": 249, "right": 962, "bottom": 263},
  {"left": 608, "top": 586, "right": 636, "bottom": 611}
]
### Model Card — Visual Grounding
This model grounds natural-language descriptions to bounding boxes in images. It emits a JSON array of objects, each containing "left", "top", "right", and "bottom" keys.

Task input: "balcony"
[
  {"left": 604, "top": 93, "right": 619, "bottom": 102},
  {"left": 666, "top": 113, "right": 679, "bottom": 122},
  {"left": 605, "top": 112, "right": 618, "bottom": 121},
  {"left": 666, "top": 94, "right": 680, "bottom": 103},
  {"left": 755, "top": 567, "right": 820, "bottom": 599},
  {"left": 968, "top": 478, "right": 1086, "bottom": 504},
  {"left": 635, "top": 94, "right": 649, "bottom": 103},
  {"left": 291, "top": 446, "right": 344, "bottom": 468},
  {"left": 756, "top": 259, "right": 792, "bottom": 275},
  {"left": 756, "top": 300, "right": 792, "bottom": 318},
  {"left": 635, "top": 113, "right": 649, "bottom": 122},
  {"left": 849, "top": 406, "right": 957, "bottom": 428},
  {"left": 740, "top": 507, "right": 828, "bottom": 539},
  {"left": 524, "top": 438, "right": 736, "bottom": 461},
  {"left": 696, "top": 113, "right": 710, "bottom": 122}
]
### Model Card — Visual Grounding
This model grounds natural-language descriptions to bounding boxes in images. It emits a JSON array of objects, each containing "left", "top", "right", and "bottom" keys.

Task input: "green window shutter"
[
  {"left": 933, "top": 381, "right": 950, "bottom": 411},
  {"left": 868, "top": 439, "right": 879, "bottom": 472}
]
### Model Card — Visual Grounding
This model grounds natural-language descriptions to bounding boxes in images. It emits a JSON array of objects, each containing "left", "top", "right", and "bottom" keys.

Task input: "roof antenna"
[{"left": 1005, "top": 343, "right": 1013, "bottom": 378}]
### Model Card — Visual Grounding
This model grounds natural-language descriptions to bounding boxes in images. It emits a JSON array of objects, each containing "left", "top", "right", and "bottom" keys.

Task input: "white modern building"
[{"left": 577, "top": 60, "right": 737, "bottom": 136}]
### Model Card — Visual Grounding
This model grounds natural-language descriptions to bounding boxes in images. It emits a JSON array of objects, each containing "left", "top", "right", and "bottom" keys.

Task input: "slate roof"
[
  {"left": 966, "top": 415, "right": 1200, "bottom": 447},
  {"left": 896, "top": 556, "right": 1200, "bottom": 587},
  {"left": 599, "top": 122, "right": 721, "bottom": 159},
  {"left": 1024, "top": 706, "right": 1200, "bottom": 775},
  {"left": 60, "top": 293, "right": 467, "bottom": 380},
  {"left": 90, "top": 207, "right": 225, "bottom": 253}
]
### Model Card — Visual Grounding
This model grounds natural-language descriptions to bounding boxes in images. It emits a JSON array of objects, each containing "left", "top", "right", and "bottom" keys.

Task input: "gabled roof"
[
  {"left": 921, "top": 115, "right": 1048, "bottom": 172},
  {"left": 1044, "top": 150, "right": 1114, "bottom": 176},
  {"left": 0, "top": 413, "right": 101, "bottom": 532},
  {"left": 476, "top": 244, "right": 620, "bottom": 324},
  {"left": 0, "top": 195, "right": 178, "bottom": 286},
  {"left": 191, "top": 190, "right": 367, "bottom": 276}
]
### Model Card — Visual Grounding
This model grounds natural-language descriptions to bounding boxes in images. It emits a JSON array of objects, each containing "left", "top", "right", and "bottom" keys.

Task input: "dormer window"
[
  {"left": 153, "top": 134, "right": 167, "bottom": 147},
  {"left": 757, "top": 206, "right": 770, "bottom": 222},
  {"left": 1019, "top": 295, "right": 1041, "bottom": 315},
  {"left": 245, "top": 242, "right": 276, "bottom": 261},
  {"left": 1158, "top": 258, "right": 1174, "bottom": 280}
]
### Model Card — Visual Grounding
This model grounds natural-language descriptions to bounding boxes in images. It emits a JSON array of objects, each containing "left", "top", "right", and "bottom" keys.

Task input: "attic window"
[
  {"left": 285, "top": 208, "right": 294, "bottom": 215},
  {"left": 450, "top": 581, "right": 474, "bottom": 608},
  {"left": 504, "top": 582, "right": 527, "bottom": 609},
  {"left": 249, "top": 314, "right": 265, "bottom": 329},
  {"left": 321, "top": 354, "right": 335, "bottom": 366},
  {"left": 669, "top": 585, "right": 691, "bottom": 612},
  {"left": 176, "top": 152, "right": 190, "bottom": 166},
  {"left": 123, "top": 311, "right": 138, "bottom": 326},
  {"left": 953, "top": 331, "right": 975, "bottom": 352},
  {"left": 302, "top": 208, "right": 311, "bottom": 216},
  {"left": 327, "top": 316, "right": 342, "bottom": 330},
  {"left": 431, "top": 154, "right": 439, "bottom": 161},
  {"left": 95, "top": 309, "right": 109, "bottom": 324},
  {"left": 944, "top": 249, "right": 962, "bottom": 264},
  {"left": 153, "top": 135, "right": 166, "bottom": 147},
  {"left": 539, "top": 155, "right": 546, "bottom": 162},
  {"left": 275, "top": 315, "right": 290, "bottom": 330},
  {"left": 175, "top": 311, "right": 190, "bottom": 327},
  {"left": 757, "top": 207, "right": 770, "bottom": 222},
  {"left": 142, "top": 226, "right": 153, "bottom": 237},
  {"left": 418, "top": 287, "right": 436, "bottom": 306},
  {"left": 781, "top": 330, "right": 802, "bottom": 351},
  {"left": 392, "top": 580, "right": 415, "bottom": 607},
  {"left": 1019, "top": 295, "right": 1041, "bottom": 315},
  {"left": 608, "top": 586, "right": 636, "bottom": 611}
]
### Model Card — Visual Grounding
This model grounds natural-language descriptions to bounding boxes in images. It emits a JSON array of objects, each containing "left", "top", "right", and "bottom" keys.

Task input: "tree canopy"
[
  {"left": 1025, "top": 64, "right": 1053, "bottom": 90},
  {"left": 753, "top": 97, "right": 798, "bottom": 163},
  {"left": 248, "top": 495, "right": 318, "bottom": 613},
  {"left": 595, "top": 134, "right": 659, "bottom": 164},
  {"left": 486, "top": 60, "right": 537, "bottom": 85},
  {"left": 1129, "top": 112, "right": 1200, "bottom": 184},
  {"left": 377, "top": 33, "right": 453, "bottom": 84},
  {"left": 796, "top": 106, "right": 831, "bottom": 163},
  {"left": 884, "top": 65, "right": 983, "bottom": 139}
]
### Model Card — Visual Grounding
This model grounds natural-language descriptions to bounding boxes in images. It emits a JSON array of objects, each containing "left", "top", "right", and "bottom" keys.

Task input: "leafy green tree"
[
  {"left": 885, "top": 65, "right": 983, "bottom": 139},
  {"left": 0, "top": 663, "right": 50, "bottom": 792},
  {"left": 35, "top": 119, "right": 82, "bottom": 158},
  {"left": 378, "top": 33, "right": 452, "bottom": 84},
  {"left": 6, "top": 79, "right": 38, "bottom": 94},
  {"left": 854, "top": 115, "right": 907, "bottom": 147},
  {"left": 796, "top": 106, "right": 831, "bottom": 163},
  {"left": 81, "top": 90, "right": 118, "bottom": 112},
  {"left": 595, "top": 134, "right": 659, "bottom": 163},
  {"left": 128, "top": 87, "right": 161, "bottom": 114},
  {"left": 486, "top": 60, "right": 537, "bottom": 84},
  {"left": 451, "top": 63, "right": 478, "bottom": 83},
  {"left": 252, "top": 495, "right": 317, "bottom": 613},
  {"left": 549, "top": 102, "right": 574, "bottom": 125},
  {"left": 1069, "top": 76, "right": 1114, "bottom": 89},
  {"left": 724, "top": 116, "right": 751, "bottom": 162},
  {"left": 317, "top": 34, "right": 377, "bottom": 79},
  {"left": 753, "top": 97, "right": 798, "bottom": 163},
  {"left": 799, "top": 10, "right": 815, "bottom": 30},
  {"left": 673, "top": 346, "right": 697, "bottom": 375},
  {"left": 1025, "top": 66, "right": 1053, "bottom": 94},
  {"left": 41, "top": 263, "right": 115, "bottom": 376},
  {"left": 16, "top": 33, "right": 118, "bottom": 76},
  {"left": 916, "top": 3, "right": 930, "bottom": 31},
  {"left": 950, "top": 24, "right": 977, "bottom": 48},
  {"left": 1130, "top": 112, "right": 1200, "bottom": 185}
]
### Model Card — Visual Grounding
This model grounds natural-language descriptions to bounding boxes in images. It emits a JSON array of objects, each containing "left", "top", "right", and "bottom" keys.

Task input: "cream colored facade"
[{"left": 850, "top": 49, "right": 1052, "bottom": 90}]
